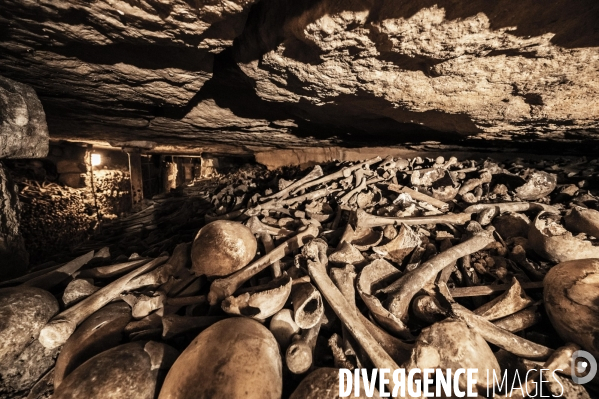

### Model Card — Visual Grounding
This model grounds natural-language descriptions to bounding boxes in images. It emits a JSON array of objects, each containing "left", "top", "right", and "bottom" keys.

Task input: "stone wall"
[
  {"left": 0, "top": 163, "right": 28, "bottom": 278},
  {"left": 0, "top": 76, "right": 49, "bottom": 159},
  {"left": 0, "top": 76, "right": 48, "bottom": 278},
  {"left": 1, "top": 2, "right": 598, "bottom": 154}
]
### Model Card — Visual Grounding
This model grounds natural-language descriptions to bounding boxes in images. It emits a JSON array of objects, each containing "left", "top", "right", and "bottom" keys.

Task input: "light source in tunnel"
[{"left": 91, "top": 153, "right": 102, "bottom": 166}]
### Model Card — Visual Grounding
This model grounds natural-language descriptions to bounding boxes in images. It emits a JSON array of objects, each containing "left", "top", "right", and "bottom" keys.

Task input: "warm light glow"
[{"left": 91, "top": 153, "right": 102, "bottom": 166}]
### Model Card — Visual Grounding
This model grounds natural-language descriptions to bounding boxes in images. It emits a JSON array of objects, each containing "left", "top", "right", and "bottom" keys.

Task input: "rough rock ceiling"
[{"left": 1, "top": 0, "right": 599, "bottom": 155}]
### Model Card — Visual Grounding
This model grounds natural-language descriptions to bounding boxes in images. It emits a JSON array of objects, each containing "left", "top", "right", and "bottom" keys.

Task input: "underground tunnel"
[{"left": 1, "top": 0, "right": 599, "bottom": 398}]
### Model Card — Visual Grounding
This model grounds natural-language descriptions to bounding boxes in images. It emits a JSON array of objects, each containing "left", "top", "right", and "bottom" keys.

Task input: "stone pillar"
[
  {"left": 164, "top": 161, "right": 178, "bottom": 192},
  {"left": 127, "top": 149, "right": 144, "bottom": 211},
  {"left": 0, "top": 76, "right": 49, "bottom": 277}
]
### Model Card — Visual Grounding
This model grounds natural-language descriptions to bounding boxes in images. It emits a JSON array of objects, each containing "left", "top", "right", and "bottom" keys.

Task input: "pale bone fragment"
[
  {"left": 386, "top": 184, "right": 449, "bottom": 210},
  {"left": 351, "top": 227, "right": 383, "bottom": 251},
  {"left": 372, "top": 223, "right": 421, "bottom": 264},
  {"left": 328, "top": 241, "right": 365, "bottom": 266},
  {"left": 356, "top": 258, "right": 411, "bottom": 338},
  {"left": 291, "top": 281, "right": 324, "bottom": 329},
  {"left": 222, "top": 275, "right": 292, "bottom": 321},
  {"left": 564, "top": 206, "right": 599, "bottom": 238},
  {"left": 75, "top": 258, "right": 151, "bottom": 279},
  {"left": 432, "top": 185, "right": 459, "bottom": 202},
  {"left": 382, "top": 231, "right": 496, "bottom": 323},
  {"left": 458, "top": 170, "right": 492, "bottom": 195},
  {"left": 62, "top": 279, "right": 100, "bottom": 307},
  {"left": 246, "top": 216, "right": 294, "bottom": 238},
  {"left": 24, "top": 251, "right": 94, "bottom": 290},
  {"left": 529, "top": 211, "right": 599, "bottom": 262},
  {"left": 261, "top": 165, "right": 324, "bottom": 201},
  {"left": 289, "top": 157, "right": 381, "bottom": 196},
  {"left": 305, "top": 201, "right": 334, "bottom": 222},
  {"left": 207, "top": 224, "right": 319, "bottom": 305},
  {"left": 286, "top": 316, "right": 323, "bottom": 374},
  {"left": 38, "top": 256, "right": 169, "bottom": 349},
  {"left": 269, "top": 309, "right": 300, "bottom": 349},
  {"left": 410, "top": 167, "right": 445, "bottom": 187},
  {"left": 354, "top": 208, "right": 471, "bottom": 229},
  {"left": 338, "top": 176, "right": 367, "bottom": 205},
  {"left": 264, "top": 187, "right": 341, "bottom": 209},
  {"left": 121, "top": 291, "right": 167, "bottom": 319},
  {"left": 472, "top": 277, "right": 534, "bottom": 321},
  {"left": 304, "top": 238, "right": 402, "bottom": 393}
]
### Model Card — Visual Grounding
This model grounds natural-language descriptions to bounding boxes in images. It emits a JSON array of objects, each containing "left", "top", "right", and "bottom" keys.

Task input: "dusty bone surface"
[{"left": 4, "top": 154, "right": 599, "bottom": 398}]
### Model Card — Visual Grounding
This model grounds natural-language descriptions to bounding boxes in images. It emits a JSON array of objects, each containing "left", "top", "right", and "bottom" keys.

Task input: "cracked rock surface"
[{"left": 1, "top": 0, "right": 598, "bottom": 153}]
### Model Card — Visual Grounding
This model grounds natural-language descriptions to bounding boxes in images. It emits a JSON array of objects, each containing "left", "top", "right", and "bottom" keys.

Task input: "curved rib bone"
[{"left": 382, "top": 231, "right": 496, "bottom": 323}]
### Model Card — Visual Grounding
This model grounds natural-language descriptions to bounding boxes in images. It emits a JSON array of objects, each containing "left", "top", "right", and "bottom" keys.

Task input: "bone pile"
[
  {"left": 16, "top": 179, "right": 97, "bottom": 262},
  {"left": 2, "top": 155, "right": 599, "bottom": 398}
]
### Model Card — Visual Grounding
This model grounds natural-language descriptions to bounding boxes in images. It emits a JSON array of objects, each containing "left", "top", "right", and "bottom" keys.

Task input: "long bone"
[
  {"left": 261, "top": 165, "right": 324, "bottom": 201},
  {"left": 213, "top": 187, "right": 340, "bottom": 221},
  {"left": 493, "top": 306, "right": 541, "bottom": 333},
  {"left": 267, "top": 186, "right": 341, "bottom": 208},
  {"left": 289, "top": 157, "right": 382, "bottom": 196},
  {"left": 338, "top": 176, "right": 367, "bottom": 205},
  {"left": 246, "top": 216, "right": 287, "bottom": 276},
  {"left": 381, "top": 230, "right": 496, "bottom": 322},
  {"left": 463, "top": 201, "right": 559, "bottom": 215},
  {"left": 330, "top": 265, "right": 361, "bottom": 368},
  {"left": 450, "top": 301, "right": 554, "bottom": 361},
  {"left": 386, "top": 184, "right": 449, "bottom": 210},
  {"left": 291, "top": 282, "right": 324, "bottom": 329},
  {"left": 304, "top": 239, "right": 401, "bottom": 390},
  {"left": 38, "top": 256, "right": 168, "bottom": 349},
  {"left": 354, "top": 208, "right": 472, "bottom": 229},
  {"left": 24, "top": 251, "right": 94, "bottom": 290},
  {"left": 207, "top": 224, "right": 319, "bottom": 305},
  {"left": 75, "top": 258, "right": 151, "bottom": 279},
  {"left": 286, "top": 316, "right": 323, "bottom": 374}
]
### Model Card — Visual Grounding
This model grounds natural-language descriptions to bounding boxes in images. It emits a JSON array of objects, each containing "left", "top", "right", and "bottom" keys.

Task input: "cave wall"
[
  {"left": 0, "top": 0, "right": 598, "bottom": 153},
  {"left": 0, "top": 76, "right": 49, "bottom": 158},
  {"left": 0, "top": 76, "right": 50, "bottom": 277},
  {"left": 0, "top": 163, "right": 28, "bottom": 278}
]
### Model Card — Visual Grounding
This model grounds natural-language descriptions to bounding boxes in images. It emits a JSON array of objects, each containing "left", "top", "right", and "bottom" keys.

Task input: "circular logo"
[{"left": 571, "top": 350, "right": 597, "bottom": 384}]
